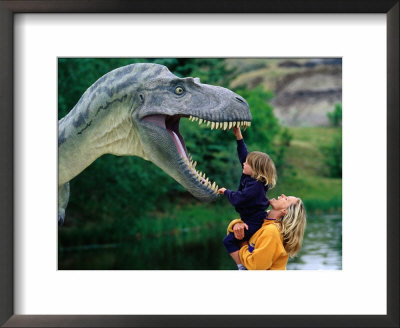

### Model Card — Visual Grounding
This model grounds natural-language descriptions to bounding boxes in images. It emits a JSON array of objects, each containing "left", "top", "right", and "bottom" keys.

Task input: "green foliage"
[
  {"left": 327, "top": 103, "right": 342, "bottom": 127},
  {"left": 153, "top": 58, "right": 237, "bottom": 87},
  {"left": 319, "top": 131, "right": 342, "bottom": 178}
]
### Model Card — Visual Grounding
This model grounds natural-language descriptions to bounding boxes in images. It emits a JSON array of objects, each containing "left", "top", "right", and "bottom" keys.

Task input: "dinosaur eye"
[{"left": 175, "top": 86, "right": 185, "bottom": 95}]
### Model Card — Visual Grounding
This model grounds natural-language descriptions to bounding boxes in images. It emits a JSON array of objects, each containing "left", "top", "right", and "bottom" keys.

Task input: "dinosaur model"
[{"left": 58, "top": 63, "right": 251, "bottom": 225}]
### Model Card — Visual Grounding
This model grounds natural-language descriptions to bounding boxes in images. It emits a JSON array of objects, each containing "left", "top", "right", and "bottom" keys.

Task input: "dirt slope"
[{"left": 227, "top": 59, "right": 342, "bottom": 127}]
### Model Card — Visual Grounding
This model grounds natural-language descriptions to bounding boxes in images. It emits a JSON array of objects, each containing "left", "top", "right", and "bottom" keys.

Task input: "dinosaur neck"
[{"left": 58, "top": 101, "right": 145, "bottom": 186}]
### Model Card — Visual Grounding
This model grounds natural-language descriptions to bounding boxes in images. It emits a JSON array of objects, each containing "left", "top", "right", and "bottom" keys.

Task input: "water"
[
  {"left": 59, "top": 214, "right": 342, "bottom": 270},
  {"left": 287, "top": 214, "right": 342, "bottom": 270}
]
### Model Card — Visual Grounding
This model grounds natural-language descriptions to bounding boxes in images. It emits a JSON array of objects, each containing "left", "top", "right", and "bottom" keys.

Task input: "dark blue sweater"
[{"left": 224, "top": 139, "right": 270, "bottom": 226}]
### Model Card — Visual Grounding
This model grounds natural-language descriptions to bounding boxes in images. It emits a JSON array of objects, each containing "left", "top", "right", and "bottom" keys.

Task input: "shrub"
[
  {"left": 320, "top": 131, "right": 342, "bottom": 178},
  {"left": 327, "top": 103, "right": 342, "bottom": 127}
]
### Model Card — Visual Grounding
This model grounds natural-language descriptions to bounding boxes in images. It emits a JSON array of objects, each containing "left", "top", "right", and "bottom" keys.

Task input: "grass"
[
  {"left": 285, "top": 127, "right": 339, "bottom": 175},
  {"left": 132, "top": 200, "right": 237, "bottom": 239},
  {"left": 270, "top": 126, "right": 342, "bottom": 214}
]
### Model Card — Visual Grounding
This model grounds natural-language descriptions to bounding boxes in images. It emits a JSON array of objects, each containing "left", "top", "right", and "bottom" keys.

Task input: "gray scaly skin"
[{"left": 58, "top": 63, "right": 251, "bottom": 225}]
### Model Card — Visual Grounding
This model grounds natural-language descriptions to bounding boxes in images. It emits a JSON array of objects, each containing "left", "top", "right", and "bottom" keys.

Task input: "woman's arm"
[
  {"left": 232, "top": 222, "right": 249, "bottom": 240},
  {"left": 239, "top": 228, "right": 281, "bottom": 270}
]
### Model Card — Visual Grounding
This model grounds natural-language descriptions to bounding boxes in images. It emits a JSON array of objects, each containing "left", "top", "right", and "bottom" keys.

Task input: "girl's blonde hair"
[
  {"left": 246, "top": 151, "right": 277, "bottom": 188},
  {"left": 277, "top": 198, "right": 306, "bottom": 258}
]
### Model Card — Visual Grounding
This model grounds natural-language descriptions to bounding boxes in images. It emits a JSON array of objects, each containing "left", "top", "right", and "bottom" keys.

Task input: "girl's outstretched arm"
[
  {"left": 224, "top": 179, "right": 262, "bottom": 206},
  {"left": 233, "top": 127, "right": 248, "bottom": 165},
  {"left": 233, "top": 127, "right": 243, "bottom": 140},
  {"left": 217, "top": 187, "right": 226, "bottom": 194}
]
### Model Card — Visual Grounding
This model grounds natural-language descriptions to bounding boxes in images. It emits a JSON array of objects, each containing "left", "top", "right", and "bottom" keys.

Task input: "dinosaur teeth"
[
  {"left": 189, "top": 116, "right": 251, "bottom": 133},
  {"left": 181, "top": 154, "right": 219, "bottom": 194}
]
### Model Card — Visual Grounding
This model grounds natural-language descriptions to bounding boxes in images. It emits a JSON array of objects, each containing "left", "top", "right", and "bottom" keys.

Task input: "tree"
[
  {"left": 320, "top": 131, "right": 342, "bottom": 178},
  {"left": 327, "top": 103, "right": 342, "bottom": 127}
]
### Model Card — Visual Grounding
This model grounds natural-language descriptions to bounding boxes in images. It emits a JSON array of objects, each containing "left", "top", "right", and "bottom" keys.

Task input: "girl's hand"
[
  {"left": 232, "top": 127, "right": 243, "bottom": 140},
  {"left": 217, "top": 188, "right": 226, "bottom": 195},
  {"left": 233, "top": 222, "right": 248, "bottom": 240}
]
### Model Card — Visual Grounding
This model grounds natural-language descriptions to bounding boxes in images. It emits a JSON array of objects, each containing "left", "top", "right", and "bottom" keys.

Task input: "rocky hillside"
[{"left": 226, "top": 58, "right": 342, "bottom": 127}]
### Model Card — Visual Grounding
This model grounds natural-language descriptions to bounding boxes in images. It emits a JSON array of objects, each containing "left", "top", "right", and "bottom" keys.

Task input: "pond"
[{"left": 59, "top": 214, "right": 342, "bottom": 270}]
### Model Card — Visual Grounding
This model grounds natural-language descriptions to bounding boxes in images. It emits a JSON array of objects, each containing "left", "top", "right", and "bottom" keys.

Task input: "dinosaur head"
[{"left": 129, "top": 64, "right": 251, "bottom": 202}]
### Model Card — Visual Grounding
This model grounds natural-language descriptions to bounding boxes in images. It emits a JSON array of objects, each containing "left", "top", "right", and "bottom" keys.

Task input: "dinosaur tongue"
[
  {"left": 169, "top": 129, "right": 205, "bottom": 183},
  {"left": 143, "top": 114, "right": 190, "bottom": 162},
  {"left": 165, "top": 115, "right": 189, "bottom": 160},
  {"left": 165, "top": 118, "right": 206, "bottom": 182},
  {"left": 168, "top": 130, "right": 187, "bottom": 159}
]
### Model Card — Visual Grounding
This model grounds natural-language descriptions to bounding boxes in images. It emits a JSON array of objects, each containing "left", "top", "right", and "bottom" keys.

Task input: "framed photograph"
[{"left": 1, "top": 1, "right": 398, "bottom": 327}]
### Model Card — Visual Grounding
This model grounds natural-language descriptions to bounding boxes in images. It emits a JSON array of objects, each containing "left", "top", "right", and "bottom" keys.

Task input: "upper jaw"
[{"left": 136, "top": 87, "right": 251, "bottom": 201}]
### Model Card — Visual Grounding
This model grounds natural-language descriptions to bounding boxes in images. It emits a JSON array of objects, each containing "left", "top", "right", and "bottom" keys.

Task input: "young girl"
[{"left": 217, "top": 127, "right": 277, "bottom": 270}]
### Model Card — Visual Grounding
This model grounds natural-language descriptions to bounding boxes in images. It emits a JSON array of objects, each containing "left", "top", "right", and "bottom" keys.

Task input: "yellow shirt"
[{"left": 227, "top": 219, "right": 288, "bottom": 270}]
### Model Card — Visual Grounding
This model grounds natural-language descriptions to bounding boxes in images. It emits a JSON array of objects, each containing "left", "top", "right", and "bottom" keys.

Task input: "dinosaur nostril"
[{"left": 235, "top": 97, "right": 245, "bottom": 104}]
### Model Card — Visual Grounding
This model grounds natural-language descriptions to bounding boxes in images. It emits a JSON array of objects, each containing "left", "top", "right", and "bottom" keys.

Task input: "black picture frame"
[{"left": 1, "top": 1, "right": 398, "bottom": 327}]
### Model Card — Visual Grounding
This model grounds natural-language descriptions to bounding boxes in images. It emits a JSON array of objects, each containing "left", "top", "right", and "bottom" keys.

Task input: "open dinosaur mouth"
[{"left": 142, "top": 114, "right": 251, "bottom": 195}]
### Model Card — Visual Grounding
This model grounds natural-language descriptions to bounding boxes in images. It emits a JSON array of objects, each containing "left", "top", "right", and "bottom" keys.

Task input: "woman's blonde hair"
[
  {"left": 277, "top": 198, "right": 306, "bottom": 258},
  {"left": 246, "top": 151, "right": 277, "bottom": 188}
]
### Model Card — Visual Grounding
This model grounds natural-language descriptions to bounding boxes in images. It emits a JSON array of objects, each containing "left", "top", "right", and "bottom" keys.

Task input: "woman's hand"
[
  {"left": 233, "top": 222, "right": 248, "bottom": 240},
  {"left": 232, "top": 127, "right": 243, "bottom": 140},
  {"left": 217, "top": 188, "right": 226, "bottom": 195}
]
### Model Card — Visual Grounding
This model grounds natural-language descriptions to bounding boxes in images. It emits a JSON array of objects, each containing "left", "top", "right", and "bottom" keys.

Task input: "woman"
[{"left": 226, "top": 194, "right": 306, "bottom": 270}]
